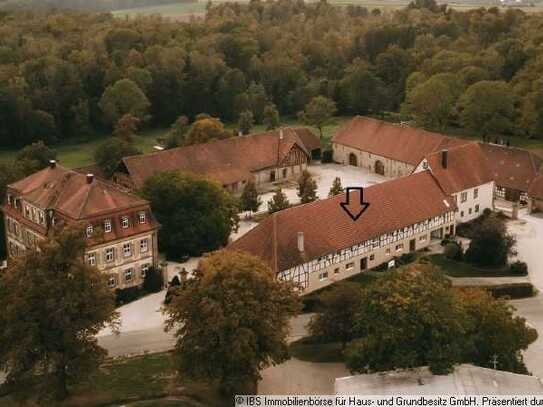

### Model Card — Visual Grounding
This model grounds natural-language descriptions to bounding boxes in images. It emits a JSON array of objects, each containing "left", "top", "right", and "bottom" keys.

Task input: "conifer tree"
[
  {"left": 297, "top": 170, "right": 318, "bottom": 203},
  {"left": 240, "top": 179, "right": 261, "bottom": 213},
  {"left": 267, "top": 188, "right": 290, "bottom": 214},
  {"left": 328, "top": 177, "right": 344, "bottom": 197}
]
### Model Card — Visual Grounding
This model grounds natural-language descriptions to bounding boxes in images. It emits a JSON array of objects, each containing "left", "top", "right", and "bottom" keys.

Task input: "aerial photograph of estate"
[{"left": 2, "top": 0, "right": 543, "bottom": 405}]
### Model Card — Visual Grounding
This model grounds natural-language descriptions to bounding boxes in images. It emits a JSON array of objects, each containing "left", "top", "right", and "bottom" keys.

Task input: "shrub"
[
  {"left": 115, "top": 286, "right": 143, "bottom": 306},
  {"left": 143, "top": 267, "right": 164, "bottom": 293},
  {"left": 396, "top": 252, "right": 416, "bottom": 265},
  {"left": 322, "top": 150, "right": 334, "bottom": 163},
  {"left": 487, "top": 283, "right": 534, "bottom": 299},
  {"left": 444, "top": 242, "right": 463, "bottom": 260},
  {"left": 509, "top": 261, "right": 528, "bottom": 276}
]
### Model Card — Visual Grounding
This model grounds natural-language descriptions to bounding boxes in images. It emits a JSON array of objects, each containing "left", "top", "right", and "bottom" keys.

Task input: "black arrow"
[{"left": 340, "top": 187, "right": 370, "bottom": 221}]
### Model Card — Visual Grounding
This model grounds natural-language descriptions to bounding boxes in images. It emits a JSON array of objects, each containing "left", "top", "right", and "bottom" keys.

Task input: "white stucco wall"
[
  {"left": 332, "top": 143, "right": 414, "bottom": 178},
  {"left": 452, "top": 181, "right": 494, "bottom": 223}
]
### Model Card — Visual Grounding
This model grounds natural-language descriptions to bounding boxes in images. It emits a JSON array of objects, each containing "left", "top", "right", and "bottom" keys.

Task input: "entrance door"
[
  {"left": 375, "top": 160, "right": 385, "bottom": 176},
  {"left": 409, "top": 239, "right": 416, "bottom": 252},
  {"left": 360, "top": 257, "right": 368, "bottom": 271},
  {"left": 349, "top": 153, "right": 358, "bottom": 166},
  {"left": 270, "top": 170, "right": 276, "bottom": 182}
]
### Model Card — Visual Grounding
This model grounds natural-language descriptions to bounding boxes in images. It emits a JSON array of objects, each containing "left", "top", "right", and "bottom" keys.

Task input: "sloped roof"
[
  {"left": 122, "top": 128, "right": 316, "bottom": 189},
  {"left": 423, "top": 143, "right": 494, "bottom": 194},
  {"left": 480, "top": 143, "right": 543, "bottom": 193},
  {"left": 529, "top": 174, "right": 543, "bottom": 200},
  {"left": 8, "top": 164, "right": 151, "bottom": 220},
  {"left": 335, "top": 364, "right": 543, "bottom": 395},
  {"left": 228, "top": 171, "right": 454, "bottom": 273},
  {"left": 332, "top": 116, "right": 470, "bottom": 165}
]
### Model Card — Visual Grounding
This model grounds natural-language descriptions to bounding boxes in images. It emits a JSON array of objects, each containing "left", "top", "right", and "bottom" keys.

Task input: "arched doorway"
[
  {"left": 348, "top": 153, "right": 358, "bottom": 166},
  {"left": 375, "top": 160, "right": 385, "bottom": 176}
]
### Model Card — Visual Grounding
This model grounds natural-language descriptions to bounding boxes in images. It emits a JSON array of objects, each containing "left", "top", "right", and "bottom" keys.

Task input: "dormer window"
[
  {"left": 38, "top": 211, "right": 44, "bottom": 225},
  {"left": 7, "top": 194, "right": 12, "bottom": 206},
  {"left": 25, "top": 206, "right": 30, "bottom": 218},
  {"left": 138, "top": 212, "right": 146, "bottom": 224},
  {"left": 104, "top": 220, "right": 112, "bottom": 233},
  {"left": 86, "top": 225, "right": 93, "bottom": 237},
  {"left": 121, "top": 216, "right": 129, "bottom": 229}
]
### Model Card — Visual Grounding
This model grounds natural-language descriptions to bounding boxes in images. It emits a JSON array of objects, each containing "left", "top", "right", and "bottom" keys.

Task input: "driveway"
[{"left": 507, "top": 213, "right": 543, "bottom": 378}]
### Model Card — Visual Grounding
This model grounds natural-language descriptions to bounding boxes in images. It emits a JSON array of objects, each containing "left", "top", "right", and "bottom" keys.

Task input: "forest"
[
  {"left": 1, "top": 0, "right": 543, "bottom": 150},
  {"left": 0, "top": 0, "right": 193, "bottom": 12}
]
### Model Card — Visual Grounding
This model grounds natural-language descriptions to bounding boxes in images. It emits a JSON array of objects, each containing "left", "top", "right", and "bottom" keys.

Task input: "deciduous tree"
[
  {"left": 164, "top": 250, "right": 300, "bottom": 394},
  {"left": 141, "top": 171, "right": 239, "bottom": 259},
  {"left": 263, "top": 104, "right": 280, "bottom": 130},
  {"left": 464, "top": 215, "right": 516, "bottom": 267},
  {"left": 0, "top": 226, "right": 119, "bottom": 400},
  {"left": 299, "top": 96, "right": 337, "bottom": 140},
  {"left": 98, "top": 79, "right": 150, "bottom": 127},
  {"left": 238, "top": 110, "right": 254, "bottom": 135},
  {"left": 94, "top": 138, "right": 141, "bottom": 178},
  {"left": 183, "top": 116, "right": 230, "bottom": 146}
]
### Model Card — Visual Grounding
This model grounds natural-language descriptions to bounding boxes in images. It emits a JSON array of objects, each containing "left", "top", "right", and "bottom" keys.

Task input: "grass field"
[
  {"left": 112, "top": 0, "right": 543, "bottom": 19},
  {"left": 0, "top": 352, "right": 223, "bottom": 407}
]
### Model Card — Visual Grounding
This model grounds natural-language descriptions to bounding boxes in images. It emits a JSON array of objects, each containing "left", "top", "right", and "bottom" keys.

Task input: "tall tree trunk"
[{"left": 55, "top": 362, "right": 68, "bottom": 400}]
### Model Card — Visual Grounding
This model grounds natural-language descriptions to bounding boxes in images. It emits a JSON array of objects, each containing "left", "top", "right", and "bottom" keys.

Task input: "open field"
[{"left": 112, "top": 0, "right": 543, "bottom": 19}]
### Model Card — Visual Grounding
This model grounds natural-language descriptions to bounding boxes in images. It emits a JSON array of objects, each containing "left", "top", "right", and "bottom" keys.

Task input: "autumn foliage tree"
[
  {"left": 0, "top": 226, "right": 119, "bottom": 400},
  {"left": 164, "top": 250, "right": 300, "bottom": 394}
]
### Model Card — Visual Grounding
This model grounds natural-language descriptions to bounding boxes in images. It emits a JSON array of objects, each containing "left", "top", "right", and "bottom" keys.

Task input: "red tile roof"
[
  {"left": 229, "top": 171, "right": 455, "bottom": 273},
  {"left": 121, "top": 128, "right": 318, "bottom": 189},
  {"left": 528, "top": 174, "right": 543, "bottom": 200},
  {"left": 479, "top": 143, "right": 542, "bottom": 193},
  {"left": 8, "top": 164, "right": 152, "bottom": 220},
  {"left": 332, "top": 116, "right": 470, "bottom": 165},
  {"left": 423, "top": 143, "right": 494, "bottom": 194}
]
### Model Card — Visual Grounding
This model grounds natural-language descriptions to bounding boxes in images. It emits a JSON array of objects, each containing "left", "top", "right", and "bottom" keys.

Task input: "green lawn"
[
  {"left": 427, "top": 253, "right": 516, "bottom": 278},
  {"left": 289, "top": 337, "right": 345, "bottom": 363},
  {"left": 0, "top": 352, "right": 223, "bottom": 407},
  {"left": 0, "top": 128, "right": 168, "bottom": 169}
]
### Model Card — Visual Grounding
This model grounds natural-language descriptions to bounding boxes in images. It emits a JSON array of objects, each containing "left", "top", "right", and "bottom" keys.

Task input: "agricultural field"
[{"left": 111, "top": 0, "right": 543, "bottom": 20}]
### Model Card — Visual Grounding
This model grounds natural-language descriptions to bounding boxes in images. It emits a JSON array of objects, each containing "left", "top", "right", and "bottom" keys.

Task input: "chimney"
[
  {"left": 49, "top": 160, "right": 56, "bottom": 169},
  {"left": 441, "top": 150, "right": 448, "bottom": 169},
  {"left": 279, "top": 129, "right": 284, "bottom": 140},
  {"left": 297, "top": 232, "right": 304, "bottom": 253},
  {"left": 86, "top": 173, "right": 94, "bottom": 184},
  {"left": 238, "top": 131, "right": 243, "bottom": 137}
]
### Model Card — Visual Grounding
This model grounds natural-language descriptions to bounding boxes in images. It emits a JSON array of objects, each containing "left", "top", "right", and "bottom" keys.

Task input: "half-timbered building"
[
  {"left": 228, "top": 171, "right": 456, "bottom": 294},
  {"left": 114, "top": 127, "right": 319, "bottom": 193}
]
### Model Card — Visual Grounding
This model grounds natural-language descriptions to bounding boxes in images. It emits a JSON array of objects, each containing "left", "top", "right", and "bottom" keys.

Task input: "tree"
[
  {"left": 345, "top": 264, "right": 467, "bottom": 374},
  {"left": 238, "top": 110, "right": 254, "bottom": 135},
  {"left": 240, "top": 179, "right": 261, "bottom": 213},
  {"left": 113, "top": 113, "right": 140, "bottom": 142},
  {"left": 458, "top": 81, "right": 516, "bottom": 135},
  {"left": 267, "top": 188, "right": 290, "bottom": 214},
  {"left": 16, "top": 141, "right": 57, "bottom": 171},
  {"left": 94, "top": 138, "right": 142, "bottom": 178},
  {"left": 143, "top": 267, "right": 164, "bottom": 293},
  {"left": 308, "top": 282, "right": 362, "bottom": 348},
  {"left": 183, "top": 116, "right": 230, "bottom": 146},
  {"left": 0, "top": 226, "right": 119, "bottom": 400},
  {"left": 98, "top": 78, "right": 150, "bottom": 127},
  {"left": 297, "top": 170, "right": 318, "bottom": 204},
  {"left": 140, "top": 171, "right": 239, "bottom": 259},
  {"left": 464, "top": 215, "right": 516, "bottom": 267},
  {"left": 299, "top": 96, "right": 337, "bottom": 140},
  {"left": 263, "top": 103, "right": 280, "bottom": 130},
  {"left": 165, "top": 115, "right": 189, "bottom": 149},
  {"left": 328, "top": 177, "right": 344, "bottom": 197},
  {"left": 164, "top": 250, "right": 300, "bottom": 394},
  {"left": 459, "top": 288, "right": 537, "bottom": 374}
]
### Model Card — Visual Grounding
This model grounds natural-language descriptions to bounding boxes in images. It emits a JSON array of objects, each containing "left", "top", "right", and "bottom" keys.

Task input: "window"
[
  {"left": 140, "top": 239, "right": 148, "bottom": 253},
  {"left": 104, "top": 219, "right": 112, "bottom": 233},
  {"left": 88, "top": 252, "right": 96, "bottom": 266},
  {"left": 346, "top": 262, "right": 354, "bottom": 270},
  {"left": 385, "top": 248, "right": 391, "bottom": 255},
  {"left": 31, "top": 208, "right": 36, "bottom": 221},
  {"left": 461, "top": 192, "right": 468, "bottom": 203},
  {"left": 369, "top": 254, "right": 375, "bottom": 261},
  {"left": 474, "top": 188, "right": 479, "bottom": 199},
  {"left": 108, "top": 276, "right": 117, "bottom": 288},
  {"left": 318, "top": 271, "right": 328, "bottom": 281},
  {"left": 461, "top": 211, "right": 464, "bottom": 217},
  {"left": 141, "top": 263, "right": 150, "bottom": 278},
  {"left": 121, "top": 216, "right": 129, "bottom": 229},
  {"left": 419, "top": 235, "right": 427, "bottom": 242},
  {"left": 7, "top": 194, "right": 12, "bottom": 206},
  {"left": 469, "top": 208, "right": 472, "bottom": 215},
  {"left": 334, "top": 268, "right": 340, "bottom": 274},
  {"left": 475, "top": 204, "right": 480, "bottom": 213},
  {"left": 38, "top": 211, "right": 44, "bottom": 225},
  {"left": 124, "top": 269, "right": 133, "bottom": 282},
  {"left": 396, "top": 243, "right": 404, "bottom": 252},
  {"left": 25, "top": 206, "right": 30, "bottom": 218},
  {"left": 138, "top": 212, "right": 146, "bottom": 224},
  {"left": 282, "top": 168, "right": 287, "bottom": 178},
  {"left": 123, "top": 242, "right": 132, "bottom": 257},
  {"left": 86, "top": 224, "right": 93, "bottom": 237},
  {"left": 105, "top": 248, "right": 114, "bottom": 263}
]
